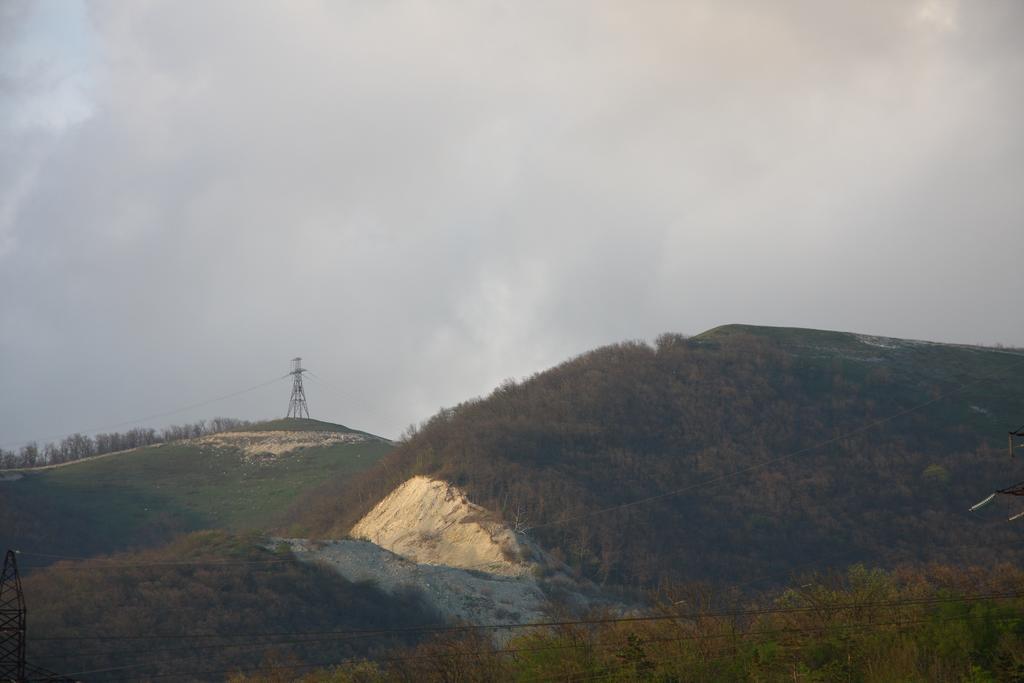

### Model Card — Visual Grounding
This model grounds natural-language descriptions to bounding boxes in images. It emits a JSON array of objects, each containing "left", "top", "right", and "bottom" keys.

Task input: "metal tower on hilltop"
[{"left": 286, "top": 357, "right": 310, "bottom": 419}]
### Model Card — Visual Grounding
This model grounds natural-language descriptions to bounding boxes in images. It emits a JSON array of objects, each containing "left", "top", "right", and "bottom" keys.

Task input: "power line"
[
  {"left": 21, "top": 544, "right": 540, "bottom": 582},
  {"left": 55, "top": 610, "right": 1024, "bottom": 682},
  {"left": 20, "top": 559, "right": 293, "bottom": 569},
  {"left": 17, "top": 551, "right": 293, "bottom": 569},
  {"left": 18, "top": 543, "right": 517, "bottom": 576},
  {"left": 32, "top": 590, "right": 1024, "bottom": 644},
  {"left": 40, "top": 592, "right": 1024, "bottom": 664},
  {"left": 16, "top": 356, "right": 1022, "bottom": 666},
  {"left": 0, "top": 376, "right": 287, "bottom": 450},
  {"left": 15, "top": 354, "right": 1024, "bottom": 677},
  {"left": 67, "top": 612, "right": 1024, "bottom": 681}
]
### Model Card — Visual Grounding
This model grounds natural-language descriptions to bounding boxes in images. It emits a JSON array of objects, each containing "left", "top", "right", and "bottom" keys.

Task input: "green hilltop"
[
  {"left": 0, "top": 418, "right": 394, "bottom": 562},
  {"left": 235, "top": 416, "right": 389, "bottom": 440}
]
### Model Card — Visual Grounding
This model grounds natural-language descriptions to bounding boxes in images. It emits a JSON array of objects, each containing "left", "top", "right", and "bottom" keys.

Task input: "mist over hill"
[{"left": 292, "top": 325, "right": 1024, "bottom": 588}]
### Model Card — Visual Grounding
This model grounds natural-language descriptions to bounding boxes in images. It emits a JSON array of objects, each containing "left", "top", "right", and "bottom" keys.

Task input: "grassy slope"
[
  {"left": 234, "top": 417, "right": 385, "bottom": 437},
  {"left": 294, "top": 325, "right": 1024, "bottom": 588},
  {"left": 1, "top": 421, "right": 393, "bottom": 561}
]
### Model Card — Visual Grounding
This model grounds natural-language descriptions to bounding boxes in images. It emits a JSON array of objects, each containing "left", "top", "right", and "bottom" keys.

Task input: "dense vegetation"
[
  {"left": 22, "top": 538, "right": 1024, "bottom": 681},
  {"left": 20, "top": 532, "right": 439, "bottom": 681},
  {"left": 232, "top": 563, "right": 1024, "bottom": 682},
  {"left": 291, "top": 325, "right": 1024, "bottom": 588},
  {"left": 1, "top": 420, "right": 393, "bottom": 562}
]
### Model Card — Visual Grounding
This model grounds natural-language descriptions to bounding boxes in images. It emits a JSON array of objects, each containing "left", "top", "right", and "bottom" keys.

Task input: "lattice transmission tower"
[
  {"left": 969, "top": 424, "right": 1024, "bottom": 521},
  {"left": 0, "top": 549, "right": 75, "bottom": 682},
  {"left": 286, "top": 357, "right": 310, "bottom": 419},
  {"left": 0, "top": 550, "right": 26, "bottom": 682}
]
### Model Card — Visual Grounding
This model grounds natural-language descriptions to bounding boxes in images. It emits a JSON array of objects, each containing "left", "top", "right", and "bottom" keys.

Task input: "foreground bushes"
[{"left": 235, "top": 564, "right": 1024, "bottom": 683}]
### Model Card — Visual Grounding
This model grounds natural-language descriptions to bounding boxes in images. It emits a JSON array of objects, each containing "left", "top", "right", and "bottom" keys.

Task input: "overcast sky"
[{"left": 2, "top": 0, "right": 1023, "bottom": 444}]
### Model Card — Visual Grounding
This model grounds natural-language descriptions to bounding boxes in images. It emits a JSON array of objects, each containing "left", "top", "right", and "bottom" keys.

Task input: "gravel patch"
[{"left": 282, "top": 538, "right": 548, "bottom": 628}]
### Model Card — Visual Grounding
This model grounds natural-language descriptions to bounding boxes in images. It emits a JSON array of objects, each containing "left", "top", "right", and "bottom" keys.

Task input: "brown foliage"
[{"left": 289, "top": 331, "right": 1024, "bottom": 588}]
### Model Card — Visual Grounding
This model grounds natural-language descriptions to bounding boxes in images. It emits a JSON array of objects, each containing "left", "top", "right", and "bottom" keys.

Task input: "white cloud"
[{"left": 916, "top": 0, "right": 958, "bottom": 32}]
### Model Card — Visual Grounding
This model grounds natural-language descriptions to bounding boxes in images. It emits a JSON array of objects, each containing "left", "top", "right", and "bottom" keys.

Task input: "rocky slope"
[
  {"left": 284, "top": 476, "right": 617, "bottom": 628},
  {"left": 284, "top": 538, "right": 550, "bottom": 628},
  {"left": 350, "top": 475, "right": 539, "bottom": 577}
]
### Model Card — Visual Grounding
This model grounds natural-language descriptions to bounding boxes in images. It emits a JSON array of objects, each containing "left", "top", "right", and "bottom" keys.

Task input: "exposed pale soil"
[
  {"left": 194, "top": 430, "right": 366, "bottom": 461},
  {"left": 281, "top": 477, "right": 629, "bottom": 629},
  {"left": 350, "top": 476, "right": 539, "bottom": 577}
]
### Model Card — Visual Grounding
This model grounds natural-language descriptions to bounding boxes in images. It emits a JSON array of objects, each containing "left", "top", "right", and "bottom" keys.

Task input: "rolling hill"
[
  {"left": 8, "top": 327, "right": 1024, "bottom": 680},
  {"left": 0, "top": 417, "right": 393, "bottom": 562},
  {"left": 19, "top": 531, "right": 439, "bottom": 680},
  {"left": 291, "top": 325, "right": 1024, "bottom": 589}
]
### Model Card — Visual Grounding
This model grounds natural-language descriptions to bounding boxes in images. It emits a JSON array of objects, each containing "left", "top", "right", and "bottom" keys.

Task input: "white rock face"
[
  {"left": 193, "top": 430, "right": 366, "bottom": 460},
  {"left": 350, "top": 475, "right": 536, "bottom": 577},
  {"left": 278, "top": 478, "right": 625, "bottom": 630}
]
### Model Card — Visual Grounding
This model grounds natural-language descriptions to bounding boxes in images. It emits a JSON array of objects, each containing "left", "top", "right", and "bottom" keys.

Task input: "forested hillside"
[
  {"left": 292, "top": 325, "right": 1024, "bottom": 588},
  {"left": 19, "top": 532, "right": 438, "bottom": 680}
]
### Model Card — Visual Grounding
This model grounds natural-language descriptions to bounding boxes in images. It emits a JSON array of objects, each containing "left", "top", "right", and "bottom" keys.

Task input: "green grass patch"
[
  {"left": 234, "top": 417, "right": 377, "bottom": 434},
  {"left": 1, "top": 435, "right": 393, "bottom": 562}
]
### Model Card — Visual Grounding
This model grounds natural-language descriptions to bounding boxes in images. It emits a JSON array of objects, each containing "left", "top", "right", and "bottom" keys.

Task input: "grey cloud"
[{"left": 2, "top": 0, "right": 1022, "bottom": 445}]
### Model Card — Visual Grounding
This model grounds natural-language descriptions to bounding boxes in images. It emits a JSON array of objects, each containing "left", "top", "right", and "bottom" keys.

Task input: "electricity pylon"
[
  {"left": 0, "top": 549, "right": 78, "bottom": 682},
  {"left": 1010, "top": 425, "right": 1024, "bottom": 458},
  {"left": 286, "top": 357, "right": 310, "bottom": 419},
  {"left": 0, "top": 550, "right": 26, "bottom": 682},
  {"left": 969, "top": 424, "right": 1024, "bottom": 521}
]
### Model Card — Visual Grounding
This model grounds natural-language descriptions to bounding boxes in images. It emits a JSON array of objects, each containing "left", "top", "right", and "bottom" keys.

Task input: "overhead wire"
[
  {"left": 38, "top": 592, "right": 1024, "bottom": 671},
  {"left": 16, "top": 352, "right": 1024, "bottom": 678},
  {"left": 32, "top": 590, "right": 1024, "bottom": 644},
  {"left": 65, "top": 612, "right": 1022, "bottom": 681},
  {"left": 208, "top": 351, "right": 1024, "bottom": 579},
  {"left": 56, "top": 608, "right": 1024, "bottom": 681},
  {"left": 0, "top": 375, "right": 287, "bottom": 450},
  {"left": 18, "top": 354, "right": 1024, "bottom": 648},
  {"left": 17, "top": 550, "right": 293, "bottom": 569},
  {"left": 19, "top": 545, "right": 534, "bottom": 581}
]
